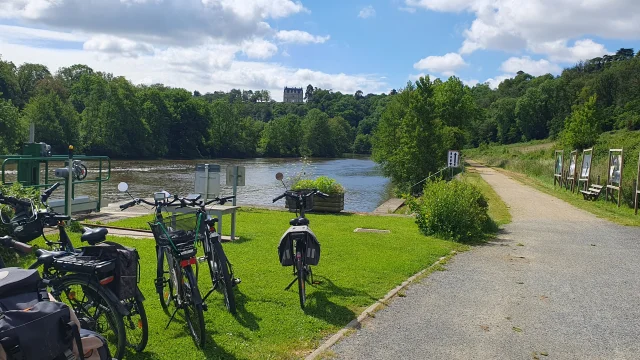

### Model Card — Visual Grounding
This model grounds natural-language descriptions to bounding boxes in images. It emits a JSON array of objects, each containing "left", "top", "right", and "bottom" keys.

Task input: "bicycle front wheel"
[
  {"left": 158, "top": 247, "right": 178, "bottom": 315},
  {"left": 209, "top": 239, "right": 236, "bottom": 314},
  {"left": 124, "top": 290, "right": 148, "bottom": 352},
  {"left": 182, "top": 265, "right": 206, "bottom": 348},
  {"left": 54, "top": 275, "right": 126, "bottom": 359}
]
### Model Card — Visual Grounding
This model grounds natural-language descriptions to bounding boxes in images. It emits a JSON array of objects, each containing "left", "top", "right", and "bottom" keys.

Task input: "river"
[{"left": 3, "top": 157, "right": 392, "bottom": 213}]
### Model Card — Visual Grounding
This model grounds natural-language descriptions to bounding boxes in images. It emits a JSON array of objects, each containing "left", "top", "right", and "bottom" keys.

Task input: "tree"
[
  {"left": 300, "top": 109, "right": 333, "bottom": 157},
  {"left": 21, "top": 93, "right": 79, "bottom": 153},
  {"left": 0, "top": 57, "right": 19, "bottom": 105},
  {"left": 355, "top": 90, "right": 363, "bottom": 100},
  {"left": 259, "top": 114, "right": 302, "bottom": 156},
  {"left": 304, "top": 84, "right": 314, "bottom": 102},
  {"left": 490, "top": 98, "right": 519, "bottom": 144},
  {"left": 17, "top": 63, "right": 51, "bottom": 107},
  {"left": 516, "top": 87, "right": 549, "bottom": 140},
  {"left": 0, "top": 99, "right": 25, "bottom": 154},
  {"left": 329, "top": 116, "right": 352, "bottom": 154},
  {"left": 561, "top": 95, "right": 600, "bottom": 150}
]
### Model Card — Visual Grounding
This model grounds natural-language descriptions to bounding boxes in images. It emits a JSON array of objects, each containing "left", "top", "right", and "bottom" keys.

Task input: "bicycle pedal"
[
  {"left": 197, "top": 256, "right": 207, "bottom": 263},
  {"left": 233, "top": 278, "right": 241, "bottom": 286}
]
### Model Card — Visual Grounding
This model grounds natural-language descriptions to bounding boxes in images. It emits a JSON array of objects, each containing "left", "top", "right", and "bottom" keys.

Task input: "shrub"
[
  {"left": 0, "top": 183, "right": 41, "bottom": 237},
  {"left": 292, "top": 176, "right": 345, "bottom": 195},
  {"left": 408, "top": 179, "right": 492, "bottom": 243}
]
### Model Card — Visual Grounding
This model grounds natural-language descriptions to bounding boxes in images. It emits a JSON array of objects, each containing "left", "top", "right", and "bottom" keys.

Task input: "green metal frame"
[{"left": 1, "top": 155, "right": 111, "bottom": 212}]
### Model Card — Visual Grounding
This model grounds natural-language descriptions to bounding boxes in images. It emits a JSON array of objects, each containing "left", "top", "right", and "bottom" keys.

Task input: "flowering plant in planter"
[{"left": 288, "top": 176, "right": 345, "bottom": 212}]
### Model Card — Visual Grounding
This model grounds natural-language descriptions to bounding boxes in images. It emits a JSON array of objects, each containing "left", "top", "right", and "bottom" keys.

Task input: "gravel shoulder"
[{"left": 331, "top": 162, "right": 640, "bottom": 359}]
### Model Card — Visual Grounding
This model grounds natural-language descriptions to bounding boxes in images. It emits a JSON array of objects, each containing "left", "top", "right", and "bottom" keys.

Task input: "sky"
[{"left": 1, "top": 0, "right": 640, "bottom": 101}]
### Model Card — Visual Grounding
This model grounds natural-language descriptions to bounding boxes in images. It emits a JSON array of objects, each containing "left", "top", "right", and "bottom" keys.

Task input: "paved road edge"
[{"left": 305, "top": 250, "right": 459, "bottom": 360}]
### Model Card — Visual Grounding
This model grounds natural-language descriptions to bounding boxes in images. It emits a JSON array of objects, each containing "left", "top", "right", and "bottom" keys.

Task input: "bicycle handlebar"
[
  {"left": 41, "top": 182, "right": 61, "bottom": 203},
  {"left": 0, "top": 193, "right": 33, "bottom": 208},
  {"left": 272, "top": 189, "right": 329, "bottom": 203},
  {"left": 0, "top": 236, "right": 33, "bottom": 254}
]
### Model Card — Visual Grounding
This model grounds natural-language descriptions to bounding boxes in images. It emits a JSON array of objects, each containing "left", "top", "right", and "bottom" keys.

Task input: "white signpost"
[
  {"left": 448, "top": 150, "right": 460, "bottom": 168},
  {"left": 194, "top": 164, "right": 221, "bottom": 200},
  {"left": 226, "top": 165, "right": 246, "bottom": 206}
]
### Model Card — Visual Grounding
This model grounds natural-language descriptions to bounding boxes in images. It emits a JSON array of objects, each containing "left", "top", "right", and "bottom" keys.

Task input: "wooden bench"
[{"left": 580, "top": 184, "right": 603, "bottom": 201}]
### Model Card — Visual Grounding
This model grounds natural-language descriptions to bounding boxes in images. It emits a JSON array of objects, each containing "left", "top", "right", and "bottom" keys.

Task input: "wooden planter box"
[{"left": 286, "top": 193, "right": 344, "bottom": 213}]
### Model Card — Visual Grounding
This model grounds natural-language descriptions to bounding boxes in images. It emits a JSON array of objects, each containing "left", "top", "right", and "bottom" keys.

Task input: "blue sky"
[{"left": 1, "top": 0, "right": 639, "bottom": 100}]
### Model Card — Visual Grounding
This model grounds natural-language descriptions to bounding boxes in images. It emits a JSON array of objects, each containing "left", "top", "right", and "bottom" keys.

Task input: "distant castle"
[{"left": 283, "top": 87, "right": 303, "bottom": 103}]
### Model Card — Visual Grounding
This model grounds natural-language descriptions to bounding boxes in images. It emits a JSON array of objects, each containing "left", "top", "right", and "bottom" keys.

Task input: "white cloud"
[
  {"left": 500, "top": 56, "right": 561, "bottom": 76},
  {"left": 241, "top": 38, "right": 278, "bottom": 59},
  {"left": 83, "top": 35, "right": 154, "bottom": 58},
  {"left": 405, "top": 0, "right": 640, "bottom": 63},
  {"left": 0, "top": 0, "right": 305, "bottom": 46},
  {"left": 463, "top": 79, "right": 479, "bottom": 87},
  {"left": 413, "top": 52, "right": 467, "bottom": 75},
  {"left": 485, "top": 74, "right": 512, "bottom": 89},
  {"left": 0, "top": 24, "right": 86, "bottom": 43},
  {"left": 358, "top": 5, "right": 376, "bottom": 19},
  {"left": 0, "top": 40, "right": 387, "bottom": 101},
  {"left": 530, "top": 39, "right": 611, "bottom": 63},
  {"left": 275, "top": 30, "right": 330, "bottom": 44},
  {"left": 405, "top": 0, "right": 474, "bottom": 12}
]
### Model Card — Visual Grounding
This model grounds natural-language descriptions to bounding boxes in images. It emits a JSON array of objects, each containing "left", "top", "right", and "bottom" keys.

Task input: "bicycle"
[
  {"left": 272, "top": 172, "right": 327, "bottom": 309},
  {"left": 175, "top": 194, "right": 240, "bottom": 314},
  {"left": 0, "top": 185, "right": 148, "bottom": 359},
  {"left": 119, "top": 185, "right": 207, "bottom": 347}
]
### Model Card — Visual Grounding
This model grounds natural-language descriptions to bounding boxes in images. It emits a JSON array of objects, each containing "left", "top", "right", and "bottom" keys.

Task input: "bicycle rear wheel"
[
  {"left": 209, "top": 239, "right": 236, "bottom": 314},
  {"left": 182, "top": 265, "right": 206, "bottom": 347},
  {"left": 296, "top": 256, "right": 306, "bottom": 309},
  {"left": 124, "top": 290, "right": 148, "bottom": 352},
  {"left": 54, "top": 275, "right": 126, "bottom": 359}
]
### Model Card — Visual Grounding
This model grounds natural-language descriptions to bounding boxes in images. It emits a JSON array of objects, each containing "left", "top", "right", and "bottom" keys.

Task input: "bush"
[
  {"left": 292, "top": 176, "right": 345, "bottom": 195},
  {"left": 0, "top": 183, "right": 41, "bottom": 237},
  {"left": 408, "top": 179, "right": 492, "bottom": 242}
]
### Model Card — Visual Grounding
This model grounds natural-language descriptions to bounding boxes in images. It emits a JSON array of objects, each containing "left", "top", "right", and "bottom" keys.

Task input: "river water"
[{"left": 3, "top": 157, "right": 392, "bottom": 213}]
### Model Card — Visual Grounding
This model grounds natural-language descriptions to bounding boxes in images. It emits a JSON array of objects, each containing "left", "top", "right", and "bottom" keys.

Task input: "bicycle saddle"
[
  {"left": 35, "top": 249, "right": 68, "bottom": 267},
  {"left": 289, "top": 217, "right": 309, "bottom": 226},
  {"left": 81, "top": 227, "right": 108, "bottom": 245}
]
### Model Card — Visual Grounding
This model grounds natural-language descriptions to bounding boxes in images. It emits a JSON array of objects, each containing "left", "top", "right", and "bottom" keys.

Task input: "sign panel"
[
  {"left": 226, "top": 165, "right": 246, "bottom": 186},
  {"left": 554, "top": 152, "right": 563, "bottom": 176},
  {"left": 610, "top": 153, "right": 622, "bottom": 185},
  {"left": 581, "top": 153, "right": 592, "bottom": 178},
  {"left": 194, "top": 164, "right": 221, "bottom": 199},
  {"left": 569, "top": 154, "right": 576, "bottom": 177},
  {"left": 448, "top": 150, "right": 460, "bottom": 168}
]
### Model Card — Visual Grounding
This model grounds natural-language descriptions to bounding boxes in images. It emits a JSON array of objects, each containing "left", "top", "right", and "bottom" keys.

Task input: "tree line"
[
  {"left": 0, "top": 56, "right": 390, "bottom": 158},
  {"left": 371, "top": 48, "right": 640, "bottom": 190}
]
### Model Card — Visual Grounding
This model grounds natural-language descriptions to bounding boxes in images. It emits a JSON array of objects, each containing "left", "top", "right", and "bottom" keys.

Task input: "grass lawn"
[
  {"left": 461, "top": 171, "right": 512, "bottom": 226},
  {"left": 26, "top": 208, "right": 464, "bottom": 359}
]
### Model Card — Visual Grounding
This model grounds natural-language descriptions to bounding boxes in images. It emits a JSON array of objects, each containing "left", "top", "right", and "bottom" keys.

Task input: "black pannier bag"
[
  {"left": 9, "top": 212, "right": 43, "bottom": 243},
  {"left": 277, "top": 226, "right": 321, "bottom": 266},
  {"left": 0, "top": 268, "right": 83, "bottom": 360},
  {"left": 81, "top": 242, "right": 140, "bottom": 300}
]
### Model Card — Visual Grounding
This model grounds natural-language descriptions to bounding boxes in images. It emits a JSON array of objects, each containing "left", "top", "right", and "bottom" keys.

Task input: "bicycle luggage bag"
[
  {"left": 278, "top": 226, "right": 321, "bottom": 266},
  {"left": 81, "top": 242, "right": 140, "bottom": 300},
  {"left": 0, "top": 268, "right": 82, "bottom": 360}
]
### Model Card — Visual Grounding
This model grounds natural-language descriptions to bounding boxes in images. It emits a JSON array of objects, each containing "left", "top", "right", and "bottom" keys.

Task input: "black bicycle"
[
  {"left": 272, "top": 173, "right": 327, "bottom": 309},
  {"left": 175, "top": 194, "right": 240, "bottom": 314},
  {"left": 0, "top": 185, "right": 148, "bottom": 359},
  {"left": 119, "top": 186, "right": 207, "bottom": 347}
]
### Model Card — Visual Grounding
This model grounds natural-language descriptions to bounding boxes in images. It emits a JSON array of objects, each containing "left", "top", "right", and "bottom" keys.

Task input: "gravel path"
[{"left": 331, "top": 163, "right": 640, "bottom": 359}]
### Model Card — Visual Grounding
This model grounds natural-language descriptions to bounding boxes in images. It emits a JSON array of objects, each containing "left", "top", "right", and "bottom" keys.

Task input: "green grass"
[
  {"left": 30, "top": 209, "right": 464, "bottom": 359},
  {"left": 461, "top": 171, "right": 512, "bottom": 226},
  {"left": 465, "top": 130, "right": 640, "bottom": 226}
]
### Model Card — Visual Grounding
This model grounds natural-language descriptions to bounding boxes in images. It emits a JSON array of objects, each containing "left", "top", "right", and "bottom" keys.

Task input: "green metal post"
[
  {"left": 65, "top": 145, "right": 74, "bottom": 217},
  {"left": 97, "top": 159, "right": 102, "bottom": 211}
]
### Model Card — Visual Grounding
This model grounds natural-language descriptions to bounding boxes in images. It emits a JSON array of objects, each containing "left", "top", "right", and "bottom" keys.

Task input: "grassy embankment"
[
  {"left": 465, "top": 130, "right": 640, "bottom": 226},
  {"left": 460, "top": 171, "right": 512, "bottom": 226},
  {"left": 15, "top": 209, "right": 465, "bottom": 360}
]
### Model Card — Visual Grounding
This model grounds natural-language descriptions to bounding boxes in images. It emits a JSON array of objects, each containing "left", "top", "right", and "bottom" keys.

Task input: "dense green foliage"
[
  {"left": 408, "top": 180, "right": 493, "bottom": 242},
  {"left": 291, "top": 176, "right": 345, "bottom": 195},
  {"left": 0, "top": 55, "right": 391, "bottom": 159}
]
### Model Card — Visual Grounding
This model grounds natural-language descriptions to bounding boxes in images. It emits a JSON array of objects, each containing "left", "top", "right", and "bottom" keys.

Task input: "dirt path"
[{"left": 331, "top": 162, "right": 640, "bottom": 359}]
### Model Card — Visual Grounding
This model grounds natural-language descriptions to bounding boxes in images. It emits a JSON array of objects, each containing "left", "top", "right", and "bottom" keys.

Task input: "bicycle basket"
[
  {"left": 149, "top": 213, "right": 205, "bottom": 239},
  {"left": 10, "top": 212, "right": 43, "bottom": 243}
]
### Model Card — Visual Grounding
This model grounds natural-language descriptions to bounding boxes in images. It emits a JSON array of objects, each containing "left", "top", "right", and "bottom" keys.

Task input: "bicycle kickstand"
[
  {"left": 165, "top": 307, "right": 180, "bottom": 330},
  {"left": 284, "top": 276, "right": 298, "bottom": 291}
]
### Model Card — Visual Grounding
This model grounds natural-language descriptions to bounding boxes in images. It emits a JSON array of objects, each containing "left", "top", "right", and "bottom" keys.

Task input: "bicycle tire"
[
  {"left": 182, "top": 265, "right": 206, "bottom": 348},
  {"left": 124, "top": 290, "right": 148, "bottom": 353},
  {"left": 53, "top": 274, "right": 126, "bottom": 359},
  {"left": 158, "top": 247, "right": 177, "bottom": 315},
  {"left": 209, "top": 239, "right": 236, "bottom": 314},
  {"left": 78, "top": 164, "right": 88, "bottom": 181},
  {"left": 297, "top": 256, "right": 306, "bottom": 309}
]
